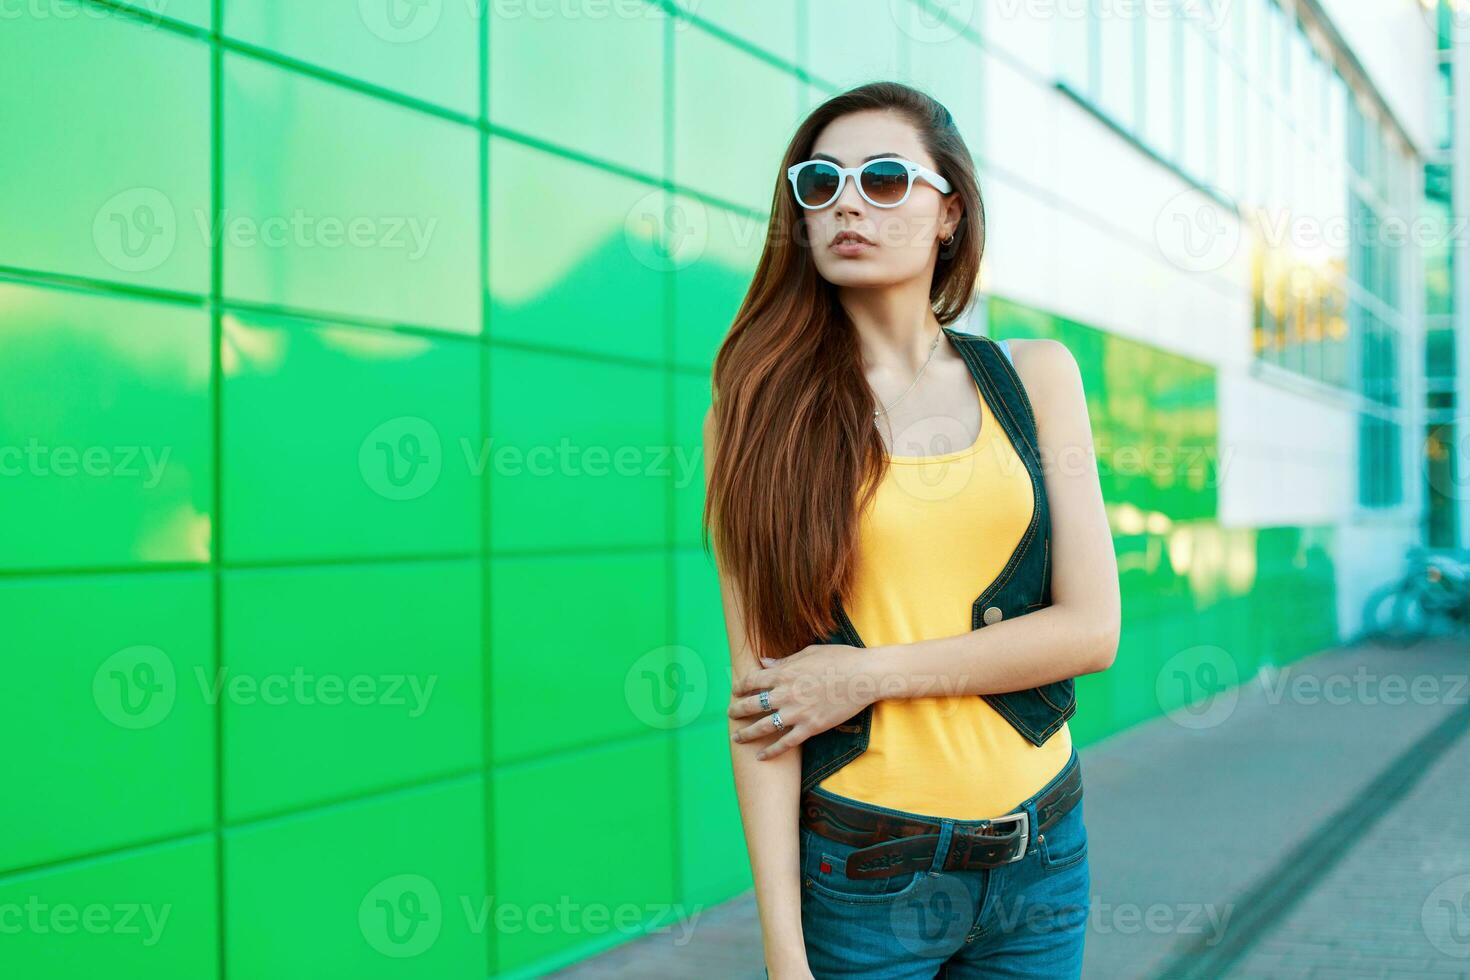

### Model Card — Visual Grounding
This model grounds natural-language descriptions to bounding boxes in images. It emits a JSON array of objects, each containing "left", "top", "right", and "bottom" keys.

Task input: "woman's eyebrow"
[{"left": 810, "top": 151, "right": 902, "bottom": 164}]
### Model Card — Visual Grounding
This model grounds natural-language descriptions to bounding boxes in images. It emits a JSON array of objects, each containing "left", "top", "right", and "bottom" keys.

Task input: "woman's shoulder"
[
  {"left": 1004, "top": 338, "right": 1084, "bottom": 426},
  {"left": 1004, "top": 337, "right": 1074, "bottom": 375}
]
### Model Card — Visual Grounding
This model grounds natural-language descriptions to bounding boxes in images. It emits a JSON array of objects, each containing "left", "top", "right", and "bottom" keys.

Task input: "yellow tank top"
[{"left": 816, "top": 373, "right": 1072, "bottom": 819}]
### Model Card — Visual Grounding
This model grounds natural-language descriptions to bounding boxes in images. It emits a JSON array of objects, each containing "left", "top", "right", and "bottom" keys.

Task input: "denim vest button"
[{"left": 983, "top": 605, "right": 1004, "bottom": 625}]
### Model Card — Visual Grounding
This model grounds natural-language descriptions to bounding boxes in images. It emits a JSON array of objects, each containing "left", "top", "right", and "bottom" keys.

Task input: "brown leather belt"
[{"left": 799, "top": 752, "right": 1083, "bottom": 879}]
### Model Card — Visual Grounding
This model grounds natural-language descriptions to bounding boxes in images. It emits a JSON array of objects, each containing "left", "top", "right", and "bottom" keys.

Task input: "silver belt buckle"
[{"left": 987, "top": 810, "right": 1029, "bottom": 863}]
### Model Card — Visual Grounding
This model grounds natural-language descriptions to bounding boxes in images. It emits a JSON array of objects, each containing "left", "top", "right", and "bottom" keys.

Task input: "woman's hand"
[{"left": 728, "top": 644, "right": 876, "bottom": 760}]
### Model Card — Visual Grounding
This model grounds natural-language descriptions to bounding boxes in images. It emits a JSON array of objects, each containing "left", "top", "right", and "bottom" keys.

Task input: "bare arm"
[
  {"left": 728, "top": 338, "right": 1120, "bottom": 756},
  {"left": 703, "top": 407, "right": 812, "bottom": 979}
]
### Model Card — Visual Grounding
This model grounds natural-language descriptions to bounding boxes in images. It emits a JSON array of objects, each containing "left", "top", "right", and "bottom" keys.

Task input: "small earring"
[{"left": 941, "top": 233, "right": 955, "bottom": 246}]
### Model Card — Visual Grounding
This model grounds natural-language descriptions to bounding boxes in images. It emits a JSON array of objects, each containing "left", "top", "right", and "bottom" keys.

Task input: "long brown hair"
[{"left": 701, "top": 81, "right": 986, "bottom": 665}]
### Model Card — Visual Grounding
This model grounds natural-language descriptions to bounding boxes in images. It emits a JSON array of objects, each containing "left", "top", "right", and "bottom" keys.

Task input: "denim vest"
[{"left": 799, "top": 327, "right": 1076, "bottom": 794}]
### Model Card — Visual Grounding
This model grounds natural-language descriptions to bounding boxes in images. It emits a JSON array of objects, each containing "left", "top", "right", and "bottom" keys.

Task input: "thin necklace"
[{"left": 872, "top": 326, "right": 943, "bottom": 431}]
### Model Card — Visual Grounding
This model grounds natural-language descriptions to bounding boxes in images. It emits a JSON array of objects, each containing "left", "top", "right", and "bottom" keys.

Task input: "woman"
[{"left": 700, "top": 81, "right": 1120, "bottom": 979}]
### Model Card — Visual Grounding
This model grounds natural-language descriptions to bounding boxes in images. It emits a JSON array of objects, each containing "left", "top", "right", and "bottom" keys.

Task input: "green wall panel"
[
  {"left": 674, "top": 548, "right": 733, "bottom": 724},
  {"left": 0, "top": 284, "right": 212, "bottom": 571},
  {"left": 220, "top": 312, "right": 481, "bottom": 562},
  {"left": 491, "top": 553, "right": 669, "bottom": 764},
  {"left": 125, "top": 0, "right": 211, "bottom": 29},
  {"left": 492, "top": 738, "right": 675, "bottom": 975},
  {"left": 672, "top": 372, "right": 711, "bottom": 548},
  {"left": 0, "top": 573, "right": 214, "bottom": 872},
  {"left": 0, "top": 11, "right": 209, "bottom": 292},
  {"left": 224, "top": 777, "right": 487, "bottom": 979},
  {"left": 676, "top": 720, "right": 749, "bottom": 907},
  {"left": 674, "top": 23, "right": 802, "bottom": 211},
  {"left": 488, "top": 347, "right": 667, "bottom": 552},
  {"left": 223, "top": 54, "right": 480, "bottom": 333},
  {"left": 805, "top": 0, "right": 904, "bottom": 90},
  {"left": 221, "top": 561, "right": 482, "bottom": 822},
  {"left": 989, "top": 295, "right": 1338, "bottom": 744},
  {"left": 488, "top": 139, "right": 668, "bottom": 362},
  {"left": 224, "top": 0, "right": 479, "bottom": 115},
  {"left": 0, "top": 836, "right": 218, "bottom": 980},
  {"left": 990, "top": 295, "right": 1220, "bottom": 521},
  {"left": 669, "top": 194, "right": 765, "bottom": 370},
  {"left": 676, "top": 0, "right": 798, "bottom": 62},
  {"left": 489, "top": 0, "right": 663, "bottom": 175}
]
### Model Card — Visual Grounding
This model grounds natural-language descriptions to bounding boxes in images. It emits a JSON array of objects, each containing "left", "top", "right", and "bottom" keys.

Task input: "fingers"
[
  {"left": 730, "top": 714, "right": 778, "bottom": 744},
  {"left": 731, "top": 666, "right": 772, "bottom": 696},
  {"left": 755, "top": 730, "right": 804, "bottom": 760},
  {"left": 727, "top": 691, "right": 769, "bottom": 720}
]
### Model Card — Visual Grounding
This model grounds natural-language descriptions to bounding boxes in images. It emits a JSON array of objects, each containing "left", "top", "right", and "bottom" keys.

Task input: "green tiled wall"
[
  {"left": 989, "top": 296, "right": 1340, "bottom": 745},
  {"left": 0, "top": 4, "right": 1340, "bottom": 979}
]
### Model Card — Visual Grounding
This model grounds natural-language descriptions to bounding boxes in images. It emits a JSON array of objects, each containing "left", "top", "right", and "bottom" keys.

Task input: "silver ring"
[
  {"left": 759, "top": 689, "right": 772, "bottom": 712},
  {"left": 771, "top": 710, "right": 785, "bottom": 731}
]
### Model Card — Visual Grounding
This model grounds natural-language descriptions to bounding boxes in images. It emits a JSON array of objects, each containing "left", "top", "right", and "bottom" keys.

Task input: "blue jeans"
[{"left": 781, "top": 748, "right": 1089, "bottom": 979}]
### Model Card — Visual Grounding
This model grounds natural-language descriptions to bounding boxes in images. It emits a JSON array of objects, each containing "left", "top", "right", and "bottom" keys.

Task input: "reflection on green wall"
[{"left": 992, "top": 295, "right": 1338, "bottom": 745}]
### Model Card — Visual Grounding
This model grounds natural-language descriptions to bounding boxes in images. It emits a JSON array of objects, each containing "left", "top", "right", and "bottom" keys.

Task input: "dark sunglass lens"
[
  {"left": 795, "top": 163, "right": 840, "bottom": 207},
  {"left": 861, "top": 160, "right": 911, "bottom": 204}
]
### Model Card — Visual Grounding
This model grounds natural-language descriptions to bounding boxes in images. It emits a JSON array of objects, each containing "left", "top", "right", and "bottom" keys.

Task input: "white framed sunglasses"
[{"left": 787, "top": 156, "right": 953, "bottom": 210}]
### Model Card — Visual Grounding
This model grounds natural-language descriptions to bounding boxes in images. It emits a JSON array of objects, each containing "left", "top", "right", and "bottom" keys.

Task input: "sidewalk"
[{"left": 548, "top": 638, "right": 1470, "bottom": 979}]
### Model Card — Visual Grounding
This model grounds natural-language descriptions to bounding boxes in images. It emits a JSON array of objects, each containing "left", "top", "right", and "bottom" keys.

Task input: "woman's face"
[{"left": 797, "top": 109, "right": 960, "bottom": 289}]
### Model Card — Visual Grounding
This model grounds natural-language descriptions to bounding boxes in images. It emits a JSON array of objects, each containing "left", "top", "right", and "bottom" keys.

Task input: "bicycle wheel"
[{"left": 1363, "top": 583, "right": 1426, "bottom": 647}]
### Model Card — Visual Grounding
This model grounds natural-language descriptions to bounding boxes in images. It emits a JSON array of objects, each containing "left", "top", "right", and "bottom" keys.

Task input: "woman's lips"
[{"left": 831, "top": 237, "right": 875, "bottom": 256}]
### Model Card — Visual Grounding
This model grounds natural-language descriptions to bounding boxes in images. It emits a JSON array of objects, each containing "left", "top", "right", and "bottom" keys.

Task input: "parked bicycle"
[{"left": 1361, "top": 545, "right": 1470, "bottom": 647}]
